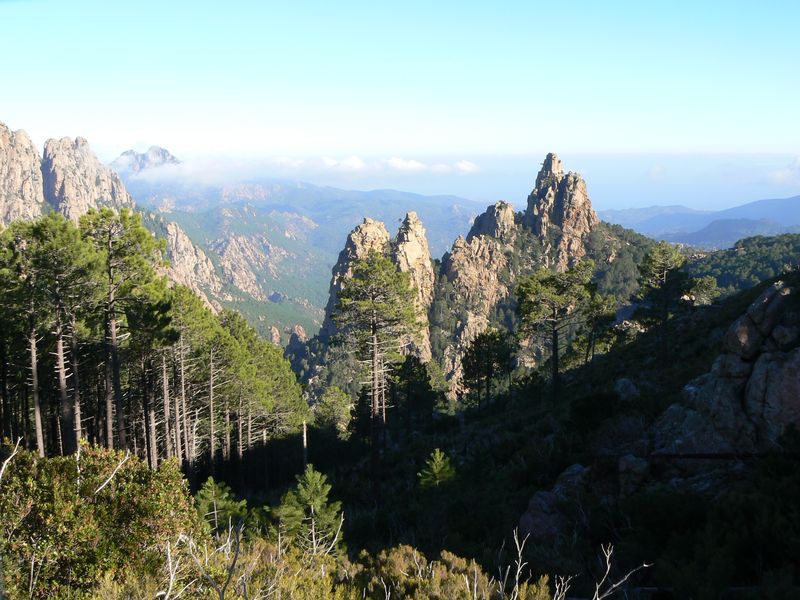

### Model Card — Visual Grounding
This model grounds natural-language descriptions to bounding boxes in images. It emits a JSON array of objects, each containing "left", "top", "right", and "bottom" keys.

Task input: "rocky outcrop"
[
  {"left": 653, "top": 280, "right": 800, "bottom": 458},
  {"left": 466, "top": 200, "right": 517, "bottom": 242},
  {"left": 162, "top": 220, "right": 225, "bottom": 308},
  {"left": 392, "top": 212, "right": 435, "bottom": 361},
  {"left": 320, "top": 218, "right": 391, "bottom": 339},
  {"left": 522, "top": 152, "right": 598, "bottom": 271},
  {"left": 440, "top": 203, "right": 519, "bottom": 396},
  {"left": 0, "top": 122, "right": 46, "bottom": 224},
  {"left": 519, "top": 464, "right": 590, "bottom": 543},
  {"left": 210, "top": 234, "right": 291, "bottom": 302},
  {"left": 42, "top": 137, "right": 134, "bottom": 222},
  {"left": 112, "top": 146, "right": 179, "bottom": 173}
]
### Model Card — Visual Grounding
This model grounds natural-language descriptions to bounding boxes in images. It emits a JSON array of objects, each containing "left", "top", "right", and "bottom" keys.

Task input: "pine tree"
[
  {"left": 517, "top": 260, "right": 594, "bottom": 400},
  {"left": 461, "top": 329, "right": 513, "bottom": 409},
  {"left": 333, "top": 250, "right": 417, "bottom": 452},
  {"left": 417, "top": 448, "right": 456, "bottom": 489},
  {"left": 80, "top": 208, "right": 166, "bottom": 450},
  {"left": 274, "top": 465, "right": 344, "bottom": 556}
]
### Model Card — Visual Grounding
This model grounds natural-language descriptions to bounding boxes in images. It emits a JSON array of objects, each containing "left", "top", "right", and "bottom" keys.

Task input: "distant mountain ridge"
[
  {"left": 600, "top": 195, "right": 800, "bottom": 248},
  {"left": 112, "top": 146, "right": 180, "bottom": 173}
]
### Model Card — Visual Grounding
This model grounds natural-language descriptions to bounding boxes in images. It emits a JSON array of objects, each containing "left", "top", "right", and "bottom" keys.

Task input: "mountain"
[
  {"left": 0, "top": 120, "right": 226, "bottom": 311},
  {"left": 602, "top": 195, "right": 800, "bottom": 248},
  {"left": 303, "top": 153, "right": 651, "bottom": 398},
  {"left": 113, "top": 159, "right": 484, "bottom": 337},
  {"left": 662, "top": 218, "right": 798, "bottom": 248},
  {"left": 111, "top": 146, "right": 180, "bottom": 173}
]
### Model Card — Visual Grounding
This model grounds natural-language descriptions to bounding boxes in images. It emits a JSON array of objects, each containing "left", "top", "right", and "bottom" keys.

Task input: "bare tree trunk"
[
  {"left": 0, "top": 325, "right": 10, "bottom": 440},
  {"left": 55, "top": 314, "right": 76, "bottom": 455},
  {"left": 246, "top": 402, "right": 252, "bottom": 451},
  {"left": 209, "top": 347, "right": 215, "bottom": 470},
  {"left": 28, "top": 318, "right": 44, "bottom": 457},
  {"left": 69, "top": 316, "right": 83, "bottom": 447},
  {"left": 223, "top": 401, "right": 231, "bottom": 462},
  {"left": 108, "top": 312, "right": 126, "bottom": 448},
  {"left": 142, "top": 359, "right": 158, "bottom": 469},
  {"left": 172, "top": 349, "right": 183, "bottom": 464},
  {"left": 302, "top": 419, "right": 308, "bottom": 468},
  {"left": 551, "top": 319, "right": 560, "bottom": 402},
  {"left": 161, "top": 353, "right": 172, "bottom": 458},
  {"left": 179, "top": 339, "right": 191, "bottom": 464}
]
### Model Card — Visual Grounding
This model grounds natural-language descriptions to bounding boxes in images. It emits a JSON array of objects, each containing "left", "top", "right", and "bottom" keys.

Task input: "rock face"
[
  {"left": 162, "top": 220, "right": 224, "bottom": 308},
  {"left": 320, "top": 218, "right": 391, "bottom": 339},
  {"left": 112, "top": 146, "right": 179, "bottom": 173},
  {"left": 466, "top": 200, "right": 517, "bottom": 242},
  {"left": 522, "top": 152, "right": 598, "bottom": 271},
  {"left": 42, "top": 137, "right": 135, "bottom": 222},
  {"left": 210, "top": 234, "right": 289, "bottom": 302},
  {"left": 0, "top": 122, "right": 46, "bottom": 224},
  {"left": 653, "top": 280, "right": 800, "bottom": 457},
  {"left": 392, "top": 212, "right": 435, "bottom": 361},
  {"left": 519, "top": 464, "right": 590, "bottom": 543},
  {"left": 440, "top": 205, "right": 517, "bottom": 395}
]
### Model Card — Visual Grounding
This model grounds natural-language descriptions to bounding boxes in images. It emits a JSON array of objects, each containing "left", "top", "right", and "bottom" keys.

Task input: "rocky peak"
[
  {"left": 161, "top": 219, "right": 224, "bottom": 310},
  {"left": 522, "top": 152, "right": 598, "bottom": 271},
  {"left": 467, "top": 201, "right": 517, "bottom": 243},
  {"left": 0, "top": 121, "right": 46, "bottom": 224},
  {"left": 42, "top": 136, "right": 135, "bottom": 221},
  {"left": 320, "top": 218, "right": 391, "bottom": 339},
  {"left": 112, "top": 146, "right": 180, "bottom": 174},
  {"left": 392, "top": 211, "right": 435, "bottom": 361}
]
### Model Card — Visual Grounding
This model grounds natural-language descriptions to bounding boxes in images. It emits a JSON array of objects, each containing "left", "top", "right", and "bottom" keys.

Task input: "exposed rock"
[
  {"left": 392, "top": 212, "right": 435, "bottom": 361},
  {"left": 652, "top": 279, "right": 800, "bottom": 462},
  {"left": 42, "top": 136, "right": 134, "bottom": 221},
  {"left": 440, "top": 229, "right": 512, "bottom": 396},
  {"left": 320, "top": 218, "right": 391, "bottom": 339},
  {"left": 618, "top": 454, "right": 649, "bottom": 495},
  {"left": 210, "top": 234, "right": 290, "bottom": 301},
  {"left": 162, "top": 220, "right": 224, "bottom": 309},
  {"left": 519, "top": 464, "right": 589, "bottom": 543},
  {"left": 466, "top": 200, "right": 517, "bottom": 243},
  {"left": 522, "top": 152, "right": 598, "bottom": 271},
  {"left": 270, "top": 326, "right": 281, "bottom": 346},
  {"left": 614, "top": 378, "right": 640, "bottom": 402},
  {"left": 744, "top": 348, "right": 800, "bottom": 444},
  {"left": 0, "top": 121, "right": 46, "bottom": 224},
  {"left": 290, "top": 324, "right": 308, "bottom": 343},
  {"left": 112, "top": 146, "right": 179, "bottom": 173}
]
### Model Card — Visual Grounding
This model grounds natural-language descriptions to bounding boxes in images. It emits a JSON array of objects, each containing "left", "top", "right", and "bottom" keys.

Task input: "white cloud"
[
  {"left": 455, "top": 160, "right": 480, "bottom": 174},
  {"left": 767, "top": 157, "right": 800, "bottom": 185},
  {"left": 386, "top": 157, "right": 427, "bottom": 172}
]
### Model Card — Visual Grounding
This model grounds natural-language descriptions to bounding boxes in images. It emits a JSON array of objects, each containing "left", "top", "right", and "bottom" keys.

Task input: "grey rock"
[{"left": 0, "top": 121, "right": 46, "bottom": 224}]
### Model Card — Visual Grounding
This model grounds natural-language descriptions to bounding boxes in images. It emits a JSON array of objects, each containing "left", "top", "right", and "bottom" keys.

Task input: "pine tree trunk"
[
  {"left": 55, "top": 314, "right": 76, "bottom": 455},
  {"left": 179, "top": 340, "right": 191, "bottom": 464},
  {"left": 69, "top": 316, "right": 83, "bottom": 447},
  {"left": 172, "top": 349, "right": 183, "bottom": 463},
  {"left": 28, "top": 318, "right": 45, "bottom": 457},
  {"left": 209, "top": 347, "right": 215, "bottom": 470},
  {"left": 0, "top": 325, "right": 10, "bottom": 440},
  {"left": 108, "top": 310, "right": 126, "bottom": 448},
  {"left": 161, "top": 353, "right": 172, "bottom": 458},
  {"left": 142, "top": 359, "right": 158, "bottom": 469},
  {"left": 551, "top": 320, "right": 560, "bottom": 401},
  {"left": 224, "top": 400, "right": 231, "bottom": 462}
]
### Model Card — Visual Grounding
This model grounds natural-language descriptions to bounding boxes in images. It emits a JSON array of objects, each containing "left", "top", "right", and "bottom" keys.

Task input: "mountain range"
[{"left": 600, "top": 195, "right": 800, "bottom": 248}]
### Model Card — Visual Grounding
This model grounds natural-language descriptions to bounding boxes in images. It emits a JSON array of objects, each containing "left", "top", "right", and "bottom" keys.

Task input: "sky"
[{"left": 1, "top": 0, "right": 799, "bottom": 209}]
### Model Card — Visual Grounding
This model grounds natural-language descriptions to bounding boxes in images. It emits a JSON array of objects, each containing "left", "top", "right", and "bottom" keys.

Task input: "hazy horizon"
[{"left": 2, "top": 0, "right": 799, "bottom": 211}]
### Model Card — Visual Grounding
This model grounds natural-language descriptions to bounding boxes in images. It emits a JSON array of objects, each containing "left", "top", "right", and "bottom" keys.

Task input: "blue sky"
[{"left": 1, "top": 0, "right": 799, "bottom": 209}]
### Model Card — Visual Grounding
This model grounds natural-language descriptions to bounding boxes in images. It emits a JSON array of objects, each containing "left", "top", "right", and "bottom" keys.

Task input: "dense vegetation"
[{"left": 1, "top": 211, "right": 799, "bottom": 598}]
